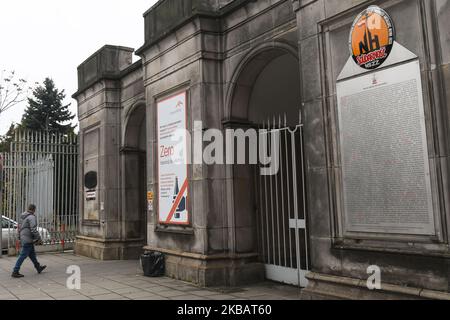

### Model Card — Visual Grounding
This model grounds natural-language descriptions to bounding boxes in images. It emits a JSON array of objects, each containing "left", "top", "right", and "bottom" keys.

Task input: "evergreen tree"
[{"left": 21, "top": 78, "right": 75, "bottom": 134}]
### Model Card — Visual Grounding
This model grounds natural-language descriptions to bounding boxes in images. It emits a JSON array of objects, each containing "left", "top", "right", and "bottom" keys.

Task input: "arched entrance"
[
  {"left": 228, "top": 44, "right": 310, "bottom": 287},
  {"left": 121, "top": 102, "right": 147, "bottom": 251}
]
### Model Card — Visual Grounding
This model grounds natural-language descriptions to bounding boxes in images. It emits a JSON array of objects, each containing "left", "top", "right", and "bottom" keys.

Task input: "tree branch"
[{"left": 0, "top": 71, "right": 29, "bottom": 116}]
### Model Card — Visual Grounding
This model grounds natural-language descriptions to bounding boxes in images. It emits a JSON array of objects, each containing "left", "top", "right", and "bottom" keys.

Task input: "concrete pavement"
[{"left": 0, "top": 252, "right": 302, "bottom": 300}]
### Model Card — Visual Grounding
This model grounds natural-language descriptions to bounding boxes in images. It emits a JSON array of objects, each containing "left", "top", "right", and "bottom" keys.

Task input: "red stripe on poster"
[{"left": 165, "top": 179, "right": 188, "bottom": 223}]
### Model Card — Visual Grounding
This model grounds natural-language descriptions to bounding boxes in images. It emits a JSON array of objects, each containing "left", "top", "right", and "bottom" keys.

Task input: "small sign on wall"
[
  {"left": 86, "top": 190, "right": 96, "bottom": 201},
  {"left": 349, "top": 5, "right": 395, "bottom": 70},
  {"left": 147, "top": 191, "right": 154, "bottom": 212}
]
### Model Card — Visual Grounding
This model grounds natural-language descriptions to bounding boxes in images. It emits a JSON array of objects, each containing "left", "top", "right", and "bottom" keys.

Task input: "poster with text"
[{"left": 157, "top": 91, "right": 189, "bottom": 225}]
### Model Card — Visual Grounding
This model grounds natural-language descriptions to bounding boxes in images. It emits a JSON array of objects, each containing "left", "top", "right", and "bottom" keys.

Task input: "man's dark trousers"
[{"left": 13, "top": 244, "right": 40, "bottom": 273}]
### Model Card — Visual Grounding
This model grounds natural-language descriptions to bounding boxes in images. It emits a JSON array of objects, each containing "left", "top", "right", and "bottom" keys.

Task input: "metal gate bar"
[
  {"left": 255, "top": 116, "right": 310, "bottom": 287},
  {"left": 1, "top": 131, "right": 78, "bottom": 255}
]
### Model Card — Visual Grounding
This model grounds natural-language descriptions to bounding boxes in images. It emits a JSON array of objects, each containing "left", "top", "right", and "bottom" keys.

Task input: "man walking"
[{"left": 11, "top": 204, "right": 47, "bottom": 278}]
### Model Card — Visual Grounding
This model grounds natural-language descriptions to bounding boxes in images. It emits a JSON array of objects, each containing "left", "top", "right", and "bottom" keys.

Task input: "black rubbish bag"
[{"left": 141, "top": 251, "right": 165, "bottom": 277}]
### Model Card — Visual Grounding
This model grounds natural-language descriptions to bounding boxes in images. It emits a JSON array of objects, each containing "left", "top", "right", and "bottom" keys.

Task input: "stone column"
[
  {"left": 137, "top": 0, "right": 265, "bottom": 286},
  {"left": 74, "top": 45, "right": 143, "bottom": 260}
]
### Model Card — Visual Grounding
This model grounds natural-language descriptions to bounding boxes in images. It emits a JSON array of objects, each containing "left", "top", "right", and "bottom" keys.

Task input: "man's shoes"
[
  {"left": 37, "top": 265, "right": 47, "bottom": 274},
  {"left": 11, "top": 272, "right": 24, "bottom": 278}
]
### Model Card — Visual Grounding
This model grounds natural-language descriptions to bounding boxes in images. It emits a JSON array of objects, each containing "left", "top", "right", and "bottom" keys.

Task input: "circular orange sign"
[{"left": 349, "top": 6, "right": 395, "bottom": 70}]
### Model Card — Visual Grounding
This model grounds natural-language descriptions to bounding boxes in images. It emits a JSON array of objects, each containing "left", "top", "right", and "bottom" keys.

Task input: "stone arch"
[
  {"left": 123, "top": 101, "right": 147, "bottom": 150},
  {"left": 225, "top": 41, "right": 301, "bottom": 125},
  {"left": 121, "top": 100, "right": 147, "bottom": 247},
  {"left": 225, "top": 41, "right": 303, "bottom": 257}
]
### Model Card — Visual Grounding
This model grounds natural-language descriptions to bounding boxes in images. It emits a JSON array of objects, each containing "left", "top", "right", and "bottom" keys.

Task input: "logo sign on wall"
[
  {"left": 349, "top": 5, "right": 395, "bottom": 70},
  {"left": 157, "top": 91, "right": 189, "bottom": 225}
]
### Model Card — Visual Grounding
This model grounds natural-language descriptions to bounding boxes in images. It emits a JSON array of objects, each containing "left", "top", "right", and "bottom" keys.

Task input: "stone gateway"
[{"left": 73, "top": 0, "right": 450, "bottom": 299}]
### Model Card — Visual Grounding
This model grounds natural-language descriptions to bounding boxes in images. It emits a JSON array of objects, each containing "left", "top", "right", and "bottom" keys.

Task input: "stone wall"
[
  {"left": 73, "top": 0, "right": 450, "bottom": 295},
  {"left": 293, "top": 0, "right": 450, "bottom": 297},
  {"left": 139, "top": 0, "right": 300, "bottom": 286},
  {"left": 74, "top": 46, "right": 146, "bottom": 260}
]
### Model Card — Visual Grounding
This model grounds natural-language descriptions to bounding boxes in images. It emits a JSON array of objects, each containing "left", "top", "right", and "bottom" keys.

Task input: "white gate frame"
[{"left": 255, "top": 118, "right": 310, "bottom": 288}]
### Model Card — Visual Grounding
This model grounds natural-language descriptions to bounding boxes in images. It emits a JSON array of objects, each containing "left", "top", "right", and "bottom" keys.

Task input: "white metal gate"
[
  {"left": 255, "top": 122, "right": 310, "bottom": 287},
  {"left": 1, "top": 131, "right": 78, "bottom": 256}
]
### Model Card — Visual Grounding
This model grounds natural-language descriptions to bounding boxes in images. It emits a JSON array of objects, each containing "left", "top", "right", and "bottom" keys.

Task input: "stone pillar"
[
  {"left": 137, "top": 0, "right": 265, "bottom": 286},
  {"left": 73, "top": 45, "right": 143, "bottom": 260}
]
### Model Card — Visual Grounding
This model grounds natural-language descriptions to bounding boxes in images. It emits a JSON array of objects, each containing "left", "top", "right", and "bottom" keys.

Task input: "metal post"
[
  {"left": 290, "top": 127, "right": 302, "bottom": 287},
  {"left": 257, "top": 124, "right": 265, "bottom": 263},
  {"left": 279, "top": 118, "right": 287, "bottom": 269},
  {"left": 263, "top": 121, "right": 270, "bottom": 265},
  {"left": 299, "top": 126, "right": 309, "bottom": 271}
]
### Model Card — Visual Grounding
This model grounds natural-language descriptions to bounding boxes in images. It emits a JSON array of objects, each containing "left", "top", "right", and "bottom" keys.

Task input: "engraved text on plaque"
[{"left": 336, "top": 60, "right": 435, "bottom": 235}]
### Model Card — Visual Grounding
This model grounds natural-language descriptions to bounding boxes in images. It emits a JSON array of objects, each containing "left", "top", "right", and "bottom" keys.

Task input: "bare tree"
[{"left": 0, "top": 70, "right": 30, "bottom": 117}]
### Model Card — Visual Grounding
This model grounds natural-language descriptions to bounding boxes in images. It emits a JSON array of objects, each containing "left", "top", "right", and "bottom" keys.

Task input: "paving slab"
[
  {"left": 58, "top": 295, "right": 92, "bottom": 300},
  {"left": 90, "top": 293, "right": 128, "bottom": 300},
  {"left": 123, "top": 291, "right": 164, "bottom": 299},
  {"left": 16, "top": 293, "right": 54, "bottom": 300},
  {"left": 0, "top": 252, "right": 302, "bottom": 300},
  {"left": 154, "top": 290, "right": 190, "bottom": 298},
  {"left": 170, "top": 295, "right": 208, "bottom": 300},
  {"left": 110, "top": 287, "right": 145, "bottom": 295}
]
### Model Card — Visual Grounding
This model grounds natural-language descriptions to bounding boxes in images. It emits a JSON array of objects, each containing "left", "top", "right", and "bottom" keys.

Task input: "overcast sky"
[{"left": 0, "top": 0, "right": 158, "bottom": 135}]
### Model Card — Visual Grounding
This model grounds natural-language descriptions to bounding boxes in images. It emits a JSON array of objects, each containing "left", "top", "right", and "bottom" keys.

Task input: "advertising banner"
[{"left": 157, "top": 91, "right": 189, "bottom": 225}]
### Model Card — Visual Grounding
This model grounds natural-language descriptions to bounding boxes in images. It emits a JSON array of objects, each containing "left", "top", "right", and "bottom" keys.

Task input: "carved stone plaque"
[{"left": 336, "top": 60, "right": 435, "bottom": 235}]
